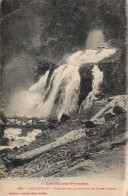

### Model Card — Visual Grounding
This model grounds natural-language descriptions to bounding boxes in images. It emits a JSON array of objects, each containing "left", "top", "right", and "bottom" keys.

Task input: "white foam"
[
  {"left": 4, "top": 128, "right": 41, "bottom": 148},
  {"left": 7, "top": 48, "right": 117, "bottom": 119}
]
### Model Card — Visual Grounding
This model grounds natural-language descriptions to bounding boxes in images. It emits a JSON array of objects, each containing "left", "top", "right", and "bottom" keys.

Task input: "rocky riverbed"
[{"left": 0, "top": 95, "right": 127, "bottom": 179}]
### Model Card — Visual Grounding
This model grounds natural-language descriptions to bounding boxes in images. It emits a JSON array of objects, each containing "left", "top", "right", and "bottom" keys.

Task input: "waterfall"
[
  {"left": 80, "top": 65, "right": 104, "bottom": 112},
  {"left": 29, "top": 64, "right": 81, "bottom": 119},
  {"left": 7, "top": 48, "right": 116, "bottom": 119}
]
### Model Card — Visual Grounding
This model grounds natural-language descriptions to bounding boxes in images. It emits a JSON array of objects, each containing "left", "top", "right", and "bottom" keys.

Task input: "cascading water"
[
  {"left": 7, "top": 48, "right": 116, "bottom": 120},
  {"left": 30, "top": 64, "right": 81, "bottom": 119},
  {"left": 80, "top": 64, "right": 104, "bottom": 112}
]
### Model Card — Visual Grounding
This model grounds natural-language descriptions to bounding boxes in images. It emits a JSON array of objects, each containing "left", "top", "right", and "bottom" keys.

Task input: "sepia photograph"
[{"left": 0, "top": 0, "right": 127, "bottom": 195}]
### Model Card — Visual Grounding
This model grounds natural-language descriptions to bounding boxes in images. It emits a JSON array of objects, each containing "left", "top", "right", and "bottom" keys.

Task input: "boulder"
[
  {"left": 0, "top": 137, "right": 9, "bottom": 146},
  {"left": 84, "top": 121, "right": 96, "bottom": 129},
  {"left": 0, "top": 148, "right": 12, "bottom": 155},
  {"left": 107, "top": 97, "right": 115, "bottom": 102},
  {"left": 95, "top": 93, "right": 105, "bottom": 100},
  {"left": 104, "top": 112, "right": 115, "bottom": 121},
  {"left": 19, "top": 128, "right": 31, "bottom": 137},
  {"left": 5, "top": 160, "right": 12, "bottom": 168},
  {"left": 35, "top": 132, "right": 44, "bottom": 139},
  {"left": 0, "top": 112, "right": 7, "bottom": 123},
  {"left": 91, "top": 95, "right": 128, "bottom": 121},
  {"left": 113, "top": 105, "right": 125, "bottom": 115},
  {"left": 48, "top": 116, "right": 59, "bottom": 124},
  {"left": 60, "top": 114, "right": 70, "bottom": 122},
  {"left": 13, "top": 147, "right": 18, "bottom": 151}
]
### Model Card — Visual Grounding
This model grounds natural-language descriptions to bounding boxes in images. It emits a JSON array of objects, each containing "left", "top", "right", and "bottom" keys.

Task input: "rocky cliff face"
[{"left": 0, "top": 0, "right": 126, "bottom": 110}]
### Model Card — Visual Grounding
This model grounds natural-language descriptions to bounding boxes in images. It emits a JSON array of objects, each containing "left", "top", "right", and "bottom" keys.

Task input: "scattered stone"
[
  {"left": 110, "top": 140, "right": 126, "bottom": 150},
  {"left": 0, "top": 137, "right": 9, "bottom": 146},
  {"left": 13, "top": 147, "right": 19, "bottom": 151},
  {"left": 107, "top": 97, "right": 114, "bottom": 102},
  {"left": 48, "top": 123, "right": 56, "bottom": 129},
  {"left": 0, "top": 112, "right": 7, "bottom": 123},
  {"left": 60, "top": 114, "right": 70, "bottom": 122},
  {"left": 5, "top": 160, "right": 12, "bottom": 168},
  {"left": 95, "top": 93, "right": 105, "bottom": 100},
  {"left": 3, "top": 157, "right": 8, "bottom": 162},
  {"left": 93, "top": 118, "right": 105, "bottom": 125},
  {"left": 71, "top": 154, "right": 82, "bottom": 162},
  {"left": 82, "top": 152, "right": 91, "bottom": 160},
  {"left": 6, "top": 154, "right": 14, "bottom": 161},
  {"left": 0, "top": 148, "right": 12, "bottom": 155},
  {"left": 0, "top": 165, "right": 6, "bottom": 170},
  {"left": 0, "top": 125, "right": 5, "bottom": 137},
  {"left": 19, "top": 128, "right": 33, "bottom": 137}
]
